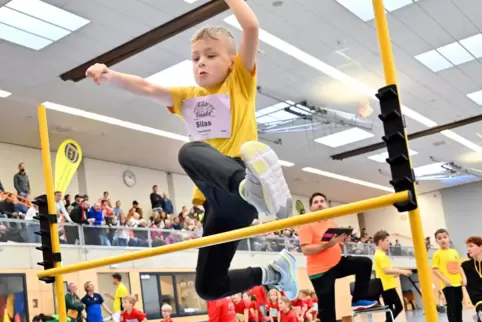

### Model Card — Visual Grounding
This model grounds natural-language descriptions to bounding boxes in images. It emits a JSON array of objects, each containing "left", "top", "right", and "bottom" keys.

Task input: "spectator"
[
  {"left": 64, "top": 194, "right": 72, "bottom": 208},
  {"left": 207, "top": 297, "right": 236, "bottom": 322},
  {"left": 85, "top": 202, "right": 106, "bottom": 245},
  {"left": 65, "top": 282, "right": 84, "bottom": 322},
  {"left": 162, "top": 193, "right": 173, "bottom": 215},
  {"left": 13, "top": 162, "right": 30, "bottom": 197},
  {"left": 81, "top": 281, "right": 113, "bottom": 322},
  {"left": 129, "top": 201, "right": 143, "bottom": 218},
  {"left": 32, "top": 314, "right": 73, "bottom": 322},
  {"left": 0, "top": 194, "right": 16, "bottom": 217},
  {"left": 24, "top": 203, "right": 40, "bottom": 243},
  {"left": 150, "top": 186, "right": 165, "bottom": 212},
  {"left": 101, "top": 199, "right": 114, "bottom": 224},
  {"left": 172, "top": 216, "right": 182, "bottom": 230},
  {"left": 160, "top": 304, "right": 173, "bottom": 322},
  {"left": 104, "top": 273, "right": 129, "bottom": 322},
  {"left": 102, "top": 191, "right": 112, "bottom": 207},
  {"left": 56, "top": 191, "right": 73, "bottom": 223},
  {"left": 116, "top": 213, "right": 130, "bottom": 247},
  {"left": 113, "top": 200, "right": 123, "bottom": 217},
  {"left": 71, "top": 195, "right": 81, "bottom": 208}
]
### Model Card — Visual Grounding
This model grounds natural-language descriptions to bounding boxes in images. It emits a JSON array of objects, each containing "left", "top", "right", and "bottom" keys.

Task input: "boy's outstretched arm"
[
  {"left": 85, "top": 63, "right": 173, "bottom": 106},
  {"left": 225, "top": 0, "right": 259, "bottom": 71}
]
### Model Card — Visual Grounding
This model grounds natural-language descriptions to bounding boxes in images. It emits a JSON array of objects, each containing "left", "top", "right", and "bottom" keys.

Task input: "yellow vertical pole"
[
  {"left": 372, "top": 2, "right": 438, "bottom": 322},
  {"left": 38, "top": 105, "right": 68, "bottom": 322}
]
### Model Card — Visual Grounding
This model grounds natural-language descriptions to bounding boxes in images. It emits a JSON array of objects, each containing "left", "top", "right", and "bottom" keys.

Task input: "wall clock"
[{"left": 123, "top": 170, "right": 136, "bottom": 187}]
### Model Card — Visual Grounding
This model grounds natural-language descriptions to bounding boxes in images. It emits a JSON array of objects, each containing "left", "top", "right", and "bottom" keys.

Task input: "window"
[
  {"left": 140, "top": 272, "right": 207, "bottom": 319},
  {"left": 0, "top": 274, "right": 29, "bottom": 322}
]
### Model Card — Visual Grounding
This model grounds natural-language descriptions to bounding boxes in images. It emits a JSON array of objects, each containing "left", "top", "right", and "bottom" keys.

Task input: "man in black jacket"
[
  {"left": 68, "top": 200, "right": 90, "bottom": 243},
  {"left": 150, "top": 185, "right": 165, "bottom": 211}
]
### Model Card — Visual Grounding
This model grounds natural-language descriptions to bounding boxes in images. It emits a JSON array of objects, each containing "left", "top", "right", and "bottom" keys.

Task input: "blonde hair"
[
  {"left": 84, "top": 281, "right": 93, "bottom": 292},
  {"left": 161, "top": 303, "right": 172, "bottom": 312},
  {"left": 123, "top": 295, "right": 137, "bottom": 305},
  {"left": 192, "top": 26, "right": 236, "bottom": 55}
]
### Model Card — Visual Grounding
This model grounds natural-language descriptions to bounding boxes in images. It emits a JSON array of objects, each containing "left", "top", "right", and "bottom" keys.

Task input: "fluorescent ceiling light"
[
  {"left": 460, "top": 34, "right": 482, "bottom": 59},
  {"left": 184, "top": 0, "right": 199, "bottom": 3},
  {"left": 315, "top": 127, "right": 374, "bottom": 148},
  {"left": 302, "top": 167, "right": 394, "bottom": 192},
  {"left": 6, "top": 0, "right": 90, "bottom": 31},
  {"left": 42, "top": 102, "right": 189, "bottom": 142},
  {"left": 437, "top": 42, "right": 473, "bottom": 66},
  {"left": 279, "top": 160, "right": 295, "bottom": 167},
  {"left": 414, "top": 50, "right": 453, "bottom": 72},
  {"left": 368, "top": 149, "right": 418, "bottom": 163},
  {"left": 0, "top": 0, "right": 90, "bottom": 50},
  {"left": 256, "top": 101, "right": 302, "bottom": 125},
  {"left": 223, "top": 15, "right": 482, "bottom": 152},
  {"left": 413, "top": 162, "right": 445, "bottom": 177},
  {"left": 146, "top": 60, "right": 197, "bottom": 87},
  {"left": 0, "top": 89, "right": 11, "bottom": 98},
  {"left": 467, "top": 90, "right": 482, "bottom": 105},
  {"left": 335, "top": 0, "right": 418, "bottom": 22}
]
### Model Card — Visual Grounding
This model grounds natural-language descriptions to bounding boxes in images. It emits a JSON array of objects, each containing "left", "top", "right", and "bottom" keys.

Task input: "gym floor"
[{"left": 406, "top": 309, "right": 476, "bottom": 322}]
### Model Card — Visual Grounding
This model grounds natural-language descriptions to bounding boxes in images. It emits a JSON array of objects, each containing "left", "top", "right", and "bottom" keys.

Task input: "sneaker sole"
[
  {"left": 241, "top": 141, "right": 292, "bottom": 219},
  {"left": 280, "top": 249, "right": 299, "bottom": 300},
  {"left": 352, "top": 303, "right": 379, "bottom": 311}
]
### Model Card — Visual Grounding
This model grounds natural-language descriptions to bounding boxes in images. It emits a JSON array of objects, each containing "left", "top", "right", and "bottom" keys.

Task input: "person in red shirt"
[
  {"left": 243, "top": 292, "right": 258, "bottom": 322},
  {"left": 278, "top": 297, "right": 298, "bottom": 322},
  {"left": 289, "top": 295, "right": 303, "bottom": 320},
  {"left": 249, "top": 286, "right": 268, "bottom": 321},
  {"left": 266, "top": 289, "right": 280, "bottom": 322},
  {"left": 299, "top": 290, "right": 314, "bottom": 322},
  {"left": 208, "top": 297, "right": 237, "bottom": 322},
  {"left": 160, "top": 304, "right": 173, "bottom": 322},
  {"left": 121, "top": 295, "right": 147, "bottom": 322},
  {"left": 309, "top": 290, "right": 318, "bottom": 320}
]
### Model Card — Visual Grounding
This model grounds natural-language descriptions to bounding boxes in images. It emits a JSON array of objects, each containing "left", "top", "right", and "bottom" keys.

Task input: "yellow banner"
[{"left": 55, "top": 139, "right": 82, "bottom": 194}]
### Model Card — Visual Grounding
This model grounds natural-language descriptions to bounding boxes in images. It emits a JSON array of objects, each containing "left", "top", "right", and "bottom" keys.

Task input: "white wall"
[
  {"left": 292, "top": 194, "right": 361, "bottom": 233},
  {"left": 363, "top": 191, "right": 446, "bottom": 245},
  {"left": 83, "top": 159, "right": 169, "bottom": 214},
  {"left": 171, "top": 173, "right": 194, "bottom": 213},
  {"left": 0, "top": 142, "right": 79, "bottom": 197}
]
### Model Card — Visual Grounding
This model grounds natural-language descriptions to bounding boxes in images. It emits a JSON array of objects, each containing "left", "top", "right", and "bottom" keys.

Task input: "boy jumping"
[{"left": 86, "top": 0, "right": 298, "bottom": 301}]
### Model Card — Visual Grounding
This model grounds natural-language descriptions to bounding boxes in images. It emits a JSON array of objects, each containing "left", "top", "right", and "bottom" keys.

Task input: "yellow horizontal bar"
[{"left": 38, "top": 191, "right": 409, "bottom": 278}]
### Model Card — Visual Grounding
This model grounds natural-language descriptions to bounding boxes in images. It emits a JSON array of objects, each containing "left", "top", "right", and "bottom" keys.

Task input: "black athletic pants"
[
  {"left": 178, "top": 141, "right": 262, "bottom": 300},
  {"left": 310, "top": 256, "right": 373, "bottom": 322},
  {"left": 443, "top": 286, "right": 463, "bottom": 322},
  {"left": 382, "top": 288, "right": 403, "bottom": 322}
]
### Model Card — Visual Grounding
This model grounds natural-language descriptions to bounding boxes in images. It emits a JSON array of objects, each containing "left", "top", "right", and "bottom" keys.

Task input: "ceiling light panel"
[
  {"left": 0, "top": 89, "right": 11, "bottom": 98},
  {"left": 315, "top": 127, "right": 375, "bottom": 148},
  {"left": 0, "top": 0, "right": 89, "bottom": 50},
  {"left": 467, "top": 90, "right": 482, "bottom": 105},
  {"left": 460, "top": 34, "right": 482, "bottom": 58},
  {"left": 278, "top": 160, "right": 295, "bottom": 167},
  {"left": 302, "top": 167, "right": 394, "bottom": 192},
  {"left": 437, "top": 42, "right": 473, "bottom": 65},
  {"left": 223, "top": 16, "right": 482, "bottom": 153},
  {"left": 146, "top": 60, "right": 197, "bottom": 87},
  {"left": 414, "top": 50, "right": 453, "bottom": 72}
]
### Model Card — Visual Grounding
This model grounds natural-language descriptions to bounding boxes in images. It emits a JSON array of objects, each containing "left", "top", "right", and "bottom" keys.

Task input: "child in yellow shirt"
[
  {"left": 85, "top": 0, "right": 298, "bottom": 302},
  {"left": 432, "top": 229, "right": 467, "bottom": 322},
  {"left": 373, "top": 230, "right": 412, "bottom": 322}
]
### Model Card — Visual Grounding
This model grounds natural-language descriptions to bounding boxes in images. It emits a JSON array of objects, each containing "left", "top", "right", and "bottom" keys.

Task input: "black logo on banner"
[{"left": 64, "top": 143, "right": 80, "bottom": 163}]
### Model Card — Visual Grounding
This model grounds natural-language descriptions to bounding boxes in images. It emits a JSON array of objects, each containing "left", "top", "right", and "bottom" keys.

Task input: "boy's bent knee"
[
  {"left": 356, "top": 256, "right": 372, "bottom": 267},
  {"left": 195, "top": 277, "right": 224, "bottom": 301}
]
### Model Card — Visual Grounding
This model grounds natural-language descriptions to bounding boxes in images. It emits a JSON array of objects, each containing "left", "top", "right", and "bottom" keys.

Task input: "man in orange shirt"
[{"left": 298, "top": 192, "right": 377, "bottom": 322}]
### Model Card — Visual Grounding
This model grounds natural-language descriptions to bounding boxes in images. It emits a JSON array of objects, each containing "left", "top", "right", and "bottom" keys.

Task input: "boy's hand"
[
  {"left": 401, "top": 269, "right": 412, "bottom": 276},
  {"left": 86, "top": 63, "right": 110, "bottom": 85},
  {"left": 444, "top": 279, "right": 452, "bottom": 287}
]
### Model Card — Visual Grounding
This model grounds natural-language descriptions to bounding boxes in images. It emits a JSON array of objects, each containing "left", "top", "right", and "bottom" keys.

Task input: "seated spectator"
[
  {"left": 172, "top": 216, "right": 182, "bottom": 230},
  {"left": 113, "top": 200, "right": 123, "bottom": 217},
  {"left": 128, "top": 219, "right": 149, "bottom": 247},
  {"left": 128, "top": 201, "right": 143, "bottom": 219},
  {"left": 102, "top": 191, "right": 112, "bottom": 207},
  {"left": 0, "top": 194, "right": 17, "bottom": 218},
  {"left": 64, "top": 194, "right": 72, "bottom": 208},
  {"left": 101, "top": 199, "right": 114, "bottom": 224},
  {"left": 149, "top": 210, "right": 161, "bottom": 226},
  {"left": 24, "top": 203, "right": 40, "bottom": 243},
  {"left": 71, "top": 195, "right": 81, "bottom": 208}
]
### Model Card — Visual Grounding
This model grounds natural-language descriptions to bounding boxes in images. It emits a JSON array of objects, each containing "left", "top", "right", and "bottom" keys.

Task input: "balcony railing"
[{"left": 0, "top": 218, "right": 437, "bottom": 258}]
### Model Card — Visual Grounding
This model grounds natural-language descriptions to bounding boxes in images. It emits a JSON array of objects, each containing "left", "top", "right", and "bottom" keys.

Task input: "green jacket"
[{"left": 65, "top": 293, "right": 83, "bottom": 322}]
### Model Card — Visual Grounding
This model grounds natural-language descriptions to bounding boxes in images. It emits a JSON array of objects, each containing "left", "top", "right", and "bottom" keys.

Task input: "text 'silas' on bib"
[{"left": 182, "top": 94, "right": 232, "bottom": 141}]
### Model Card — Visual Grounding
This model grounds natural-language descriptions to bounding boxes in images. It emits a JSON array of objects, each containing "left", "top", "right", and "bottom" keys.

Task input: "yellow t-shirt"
[
  {"left": 114, "top": 282, "right": 129, "bottom": 313},
  {"left": 169, "top": 54, "right": 257, "bottom": 205},
  {"left": 374, "top": 249, "right": 397, "bottom": 291},
  {"left": 432, "top": 248, "right": 462, "bottom": 288}
]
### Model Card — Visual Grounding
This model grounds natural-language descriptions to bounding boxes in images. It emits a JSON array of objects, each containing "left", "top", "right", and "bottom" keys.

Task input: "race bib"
[
  {"left": 182, "top": 94, "right": 231, "bottom": 141},
  {"left": 446, "top": 260, "right": 460, "bottom": 274},
  {"left": 313, "top": 303, "right": 318, "bottom": 311},
  {"left": 269, "top": 308, "right": 278, "bottom": 316}
]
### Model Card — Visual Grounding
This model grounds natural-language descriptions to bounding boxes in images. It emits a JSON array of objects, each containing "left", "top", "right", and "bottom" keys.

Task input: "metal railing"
[{"left": 0, "top": 218, "right": 436, "bottom": 258}]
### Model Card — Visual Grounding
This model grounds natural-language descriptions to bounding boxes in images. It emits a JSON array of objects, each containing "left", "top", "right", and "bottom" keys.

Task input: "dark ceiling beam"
[
  {"left": 60, "top": 0, "right": 229, "bottom": 82},
  {"left": 330, "top": 113, "right": 482, "bottom": 160}
]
